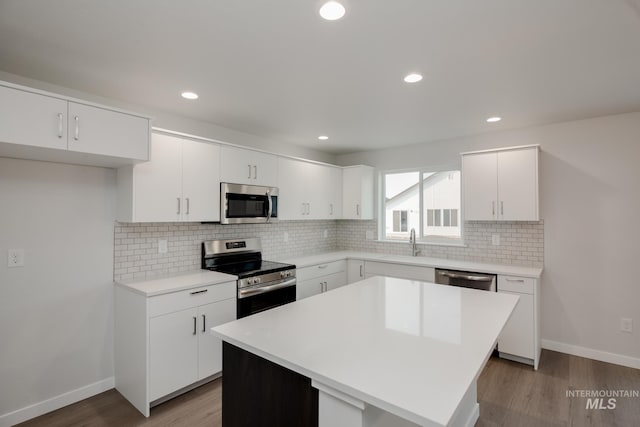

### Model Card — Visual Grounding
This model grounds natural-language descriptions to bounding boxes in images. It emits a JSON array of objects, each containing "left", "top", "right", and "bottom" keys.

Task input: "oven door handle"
[
  {"left": 437, "top": 271, "right": 494, "bottom": 282},
  {"left": 238, "top": 278, "right": 296, "bottom": 299},
  {"left": 266, "top": 190, "right": 273, "bottom": 222}
]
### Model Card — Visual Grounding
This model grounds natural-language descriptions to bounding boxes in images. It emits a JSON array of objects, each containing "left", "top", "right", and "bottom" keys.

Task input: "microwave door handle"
[{"left": 266, "top": 191, "right": 273, "bottom": 222}]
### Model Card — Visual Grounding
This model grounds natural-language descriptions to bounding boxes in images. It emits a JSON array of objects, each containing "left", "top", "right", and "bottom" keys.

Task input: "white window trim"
[{"left": 378, "top": 167, "right": 466, "bottom": 247}]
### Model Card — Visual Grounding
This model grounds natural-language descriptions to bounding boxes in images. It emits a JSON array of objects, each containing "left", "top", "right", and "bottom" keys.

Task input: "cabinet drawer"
[
  {"left": 297, "top": 260, "right": 346, "bottom": 281},
  {"left": 365, "top": 261, "right": 435, "bottom": 282},
  {"left": 498, "top": 276, "right": 534, "bottom": 294},
  {"left": 149, "top": 281, "right": 236, "bottom": 317}
]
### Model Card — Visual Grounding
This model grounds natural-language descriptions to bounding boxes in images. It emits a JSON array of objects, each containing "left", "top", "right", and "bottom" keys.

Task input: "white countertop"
[
  {"left": 114, "top": 270, "right": 237, "bottom": 297},
  {"left": 212, "top": 276, "right": 519, "bottom": 426},
  {"left": 280, "top": 250, "right": 543, "bottom": 278}
]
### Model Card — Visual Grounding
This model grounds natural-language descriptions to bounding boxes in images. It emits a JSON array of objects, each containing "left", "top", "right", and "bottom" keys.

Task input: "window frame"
[{"left": 379, "top": 167, "right": 465, "bottom": 246}]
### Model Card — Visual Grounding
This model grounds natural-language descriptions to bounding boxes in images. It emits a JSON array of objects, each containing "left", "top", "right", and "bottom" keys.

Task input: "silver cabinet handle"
[
  {"left": 186, "top": 197, "right": 190, "bottom": 215},
  {"left": 57, "top": 113, "right": 64, "bottom": 138},
  {"left": 177, "top": 197, "right": 181, "bottom": 214},
  {"left": 492, "top": 201, "right": 496, "bottom": 217},
  {"left": 248, "top": 165, "right": 252, "bottom": 179},
  {"left": 74, "top": 116, "right": 79, "bottom": 140},
  {"left": 301, "top": 203, "right": 305, "bottom": 215},
  {"left": 253, "top": 165, "right": 257, "bottom": 180},
  {"left": 193, "top": 317, "right": 197, "bottom": 335},
  {"left": 356, "top": 204, "right": 360, "bottom": 216},
  {"left": 190, "top": 289, "right": 208, "bottom": 295},
  {"left": 501, "top": 201, "right": 504, "bottom": 216},
  {"left": 202, "top": 314, "right": 206, "bottom": 333},
  {"left": 359, "top": 265, "right": 363, "bottom": 277},
  {"left": 329, "top": 203, "right": 333, "bottom": 216},
  {"left": 505, "top": 278, "right": 525, "bottom": 283}
]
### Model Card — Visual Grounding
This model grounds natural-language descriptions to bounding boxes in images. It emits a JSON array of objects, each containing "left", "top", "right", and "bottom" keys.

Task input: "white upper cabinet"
[
  {"left": 67, "top": 102, "right": 149, "bottom": 160},
  {"left": 220, "top": 145, "right": 278, "bottom": 186},
  {"left": 118, "top": 133, "right": 220, "bottom": 222},
  {"left": 278, "top": 157, "right": 342, "bottom": 220},
  {"left": 342, "top": 165, "right": 374, "bottom": 220},
  {"left": 0, "top": 81, "right": 150, "bottom": 166},
  {"left": 462, "top": 145, "right": 539, "bottom": 221},
  {"left": 0, "top": 84, "right": 68, "bottom": 150}
]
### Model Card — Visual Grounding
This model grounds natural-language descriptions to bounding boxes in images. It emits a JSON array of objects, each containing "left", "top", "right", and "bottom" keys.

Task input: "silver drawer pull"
[
  {"left": 190, "top": 289, "right": 208, "bottom": 295},
  {"left": 57, "top": 113, "right": 64, "bottom": 138},
  {"left": 505, "top": 278, "right": 525, "bottom": 283},
  {"left": 193, "top": 317, "right": 197, "bottom": 335},
  {"left": 74, "top": 116, "right": 80, "bottom": 140}
]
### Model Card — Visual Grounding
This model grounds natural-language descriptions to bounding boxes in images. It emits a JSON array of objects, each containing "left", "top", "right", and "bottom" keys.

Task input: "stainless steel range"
[{"left": 201, "top": 238, "right": 296, "bottom": 318}]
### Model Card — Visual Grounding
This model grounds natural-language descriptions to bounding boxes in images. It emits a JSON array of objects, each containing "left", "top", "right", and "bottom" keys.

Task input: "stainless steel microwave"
[{"left": 220, "top": 183, "right": 278, "bottom": 224}]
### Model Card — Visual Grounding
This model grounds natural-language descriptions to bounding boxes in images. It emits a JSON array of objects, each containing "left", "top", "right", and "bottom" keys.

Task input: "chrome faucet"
[{"left": 409, "top": 228, "right": 418, "bottom": 256}]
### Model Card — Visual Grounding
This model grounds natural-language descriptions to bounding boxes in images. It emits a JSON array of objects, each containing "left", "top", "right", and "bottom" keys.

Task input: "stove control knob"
[
  {"left": 286, "top": 271, "right": 292, "bottom": 277},
  {"left": 280, "top": 271, "right": 285, "bottom": 278},
  {"left": 255, "top": 277, "right": 261, "bottom": 284}
]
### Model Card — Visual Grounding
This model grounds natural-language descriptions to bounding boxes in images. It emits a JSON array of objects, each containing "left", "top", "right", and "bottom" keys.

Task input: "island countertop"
[{"left": 212, "top": 276, "right": 518, "bottom": 426}]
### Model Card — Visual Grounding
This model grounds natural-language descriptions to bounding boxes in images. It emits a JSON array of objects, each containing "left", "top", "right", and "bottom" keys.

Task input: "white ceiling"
[{"left": 1, "top": 0, "right": 640, "bottom": 155}]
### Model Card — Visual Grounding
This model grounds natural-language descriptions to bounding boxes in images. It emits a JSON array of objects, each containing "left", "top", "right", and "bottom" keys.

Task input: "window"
[{"left": 383, "top": 170, "right": 462, "bottom": 244}]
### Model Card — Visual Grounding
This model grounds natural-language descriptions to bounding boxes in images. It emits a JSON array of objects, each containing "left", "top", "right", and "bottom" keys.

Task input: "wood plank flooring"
[{"left": 17, "top": 350, "right": 640, "bottom": 427}]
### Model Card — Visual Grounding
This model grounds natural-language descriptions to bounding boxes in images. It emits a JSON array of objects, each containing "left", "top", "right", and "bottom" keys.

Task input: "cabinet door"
[
  {"left": 182, "top": 140, "right": 221, "bottom": 222},
  {"left": 462, "top": 152, "right": 498, "bottom": 221},
  {"left": 347, "top": 260, "right": 365, "bottom": 284},
  {"left": 220, "top": 146, "right": 278, "bottom": 186},
  {"left": 277, "top": 157, "right": 308, "bottom": 220},
  {"left": 0, "top": 85, "right": 68, "bottom": 150},
  {"left": 497, "top": 148, "right": 538, "bottom": 221},
  {"left": 133, "top": 133, "right": 183, "bottom": 222},
  {"left": 67, "top": 102, "right": 149, "bottom": 160},
  {"left": 497, "top": 291, "right": 535, "bottom": 359},
  {"left": 197, "top": 298, "right": 236, "bottom": 380},
  {"left": 149, "top": 308, "right": 198, "bottom": 401},
  {"left": 326, "top": 166, "right": 343, "bottom": 219},
  {"left": 342, "top": 166, "right": 374, "bottom": 220},
  {"left": 296, "top": 278, "right": 324, "bottom": 300}
]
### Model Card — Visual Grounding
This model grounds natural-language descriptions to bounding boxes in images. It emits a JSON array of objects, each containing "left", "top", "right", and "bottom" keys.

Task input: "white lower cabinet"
[
  {"left": 296, "top": 261, "right": 347, "bottom": 300},
  {"left": 347, "top": 260, "right": 365, "bottom": 284},
  {"left": 115, "top": 279, "right": 236, "bottom": 416},
  {"left": 497, "top": 275, "right": 540, "bottom": 369},
  {"left": 364, "top": 261, "right": 435, "bottom": 282}
]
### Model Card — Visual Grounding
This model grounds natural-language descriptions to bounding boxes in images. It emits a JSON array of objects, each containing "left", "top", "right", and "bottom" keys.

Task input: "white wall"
[
  {"left": 0, "top": 158, "right": 116, "bottom": 420},
  {"left": 338, "top": 112, "right": 640, "bottom": 363}
]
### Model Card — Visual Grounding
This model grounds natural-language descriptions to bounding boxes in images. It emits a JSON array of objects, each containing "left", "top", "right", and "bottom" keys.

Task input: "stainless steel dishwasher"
[{"left": 434, "top": 268, "right": 497, "bottom": 292}]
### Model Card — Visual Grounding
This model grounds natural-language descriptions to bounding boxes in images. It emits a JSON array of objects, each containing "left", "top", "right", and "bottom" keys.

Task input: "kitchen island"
[{"left": 212, "top": 276, "right": 519, "bottom": 427}]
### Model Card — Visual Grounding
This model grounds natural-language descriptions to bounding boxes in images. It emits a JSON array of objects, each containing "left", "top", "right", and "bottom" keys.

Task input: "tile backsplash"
[
  {"left": 114, "top": 219, "right": 543, "bottom": 282},
  {"left": 337, "top": 220, "right": 544, "bottom": 266},
  {"left": 114, "top": 220, "right": 337, "bottom": 282}
]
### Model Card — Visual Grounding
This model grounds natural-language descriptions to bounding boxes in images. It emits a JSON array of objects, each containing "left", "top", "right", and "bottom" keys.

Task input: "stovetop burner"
[{"left": 205, "top": 259, "right": 294, "bottom": 278}]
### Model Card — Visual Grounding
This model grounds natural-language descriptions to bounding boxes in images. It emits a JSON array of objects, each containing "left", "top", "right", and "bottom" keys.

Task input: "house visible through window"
[{"left": 383, "top": 170, "right": 462, "bottom": 243}]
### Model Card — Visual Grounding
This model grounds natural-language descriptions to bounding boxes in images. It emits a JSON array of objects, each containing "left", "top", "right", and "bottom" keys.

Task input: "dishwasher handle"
[{"left": 437, "top": 270, "right": 495, "bottom": 282}]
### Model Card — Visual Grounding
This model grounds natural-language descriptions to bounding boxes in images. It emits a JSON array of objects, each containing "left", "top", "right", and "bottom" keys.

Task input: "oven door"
[
  {"left": 237, "top": 278, "right": 296, "bottom": 319},
  {"left": 221, "top": 183, "right": 278, "bottom": 224}
]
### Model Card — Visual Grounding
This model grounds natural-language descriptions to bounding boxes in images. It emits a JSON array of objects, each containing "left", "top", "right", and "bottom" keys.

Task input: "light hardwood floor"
[{"left": 17, "top": 350, "right": 640, "bottom": 427}]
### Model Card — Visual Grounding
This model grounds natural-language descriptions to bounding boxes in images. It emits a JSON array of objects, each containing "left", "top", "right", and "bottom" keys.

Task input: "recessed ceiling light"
[
  {"left": 319, "top": 1, "right": 346, "bottom": 20},
  {"left": 318, "top": 135, "right": 329, "bottom": 140},
  {"left": 486, "top": 116, "right": 502, "bottom": 123},
  {"left": 181, "top": 91, "right": 199, "bottom": 100},
  {"left": 403, "top": 73, "right": 423, "bottom": 83}
]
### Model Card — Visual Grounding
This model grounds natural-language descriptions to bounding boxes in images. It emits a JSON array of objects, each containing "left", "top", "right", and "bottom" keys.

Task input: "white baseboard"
[
  {"left": 0, "top": 377, "right": 114, "bottom": 427},
  {"left": 542, "top": 339, "right": 640, "bottom": 370}
]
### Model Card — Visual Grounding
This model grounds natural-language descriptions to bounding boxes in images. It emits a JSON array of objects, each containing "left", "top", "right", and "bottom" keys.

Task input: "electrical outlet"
[
  {"left": 620, "top": 318, "right": 633, "bottom": 333},
  {"left": 158, "top": 240, "right": 168, "bottom": 254},
  {"left": 366, "top": 230, "right": 374, "bottom": 240},
  {"left": 284, "top": 232, "right": 289, "bottom": 243},
  {"left": 323, "top": 229, "right": 328, "bottom": 238},
  {"left": 491, "top": 234, "right": 500, "bottom": 246},
  {"left": 7, "top": 249, "right": 25, "bottom": 267}
]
